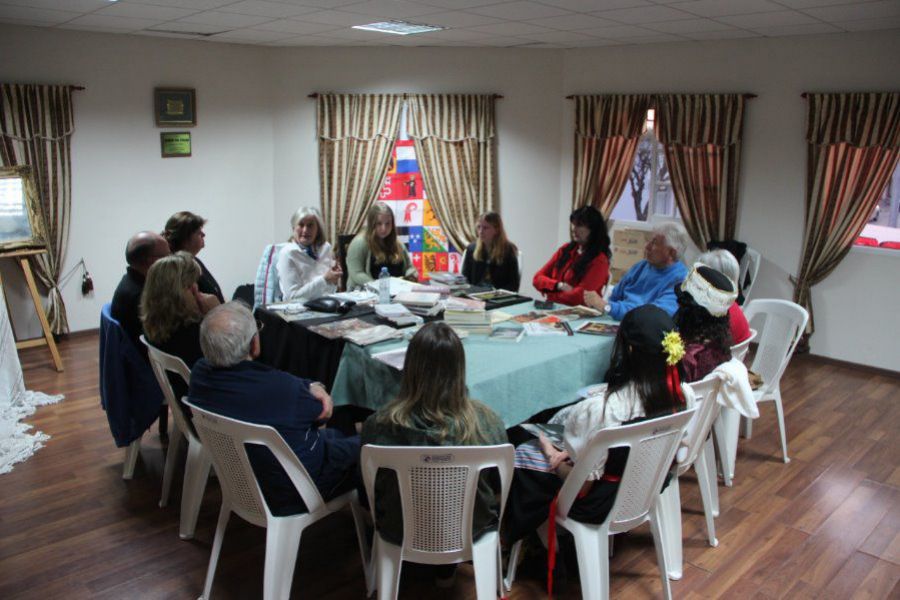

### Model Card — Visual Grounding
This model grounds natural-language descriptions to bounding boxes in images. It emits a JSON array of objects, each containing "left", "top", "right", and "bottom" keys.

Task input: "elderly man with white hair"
[
  {"left": 189, "top": 301, "right": 359, "bottom": 515},
  {"left": 584, "top": 222, "right": 689, "bottom": 320}
]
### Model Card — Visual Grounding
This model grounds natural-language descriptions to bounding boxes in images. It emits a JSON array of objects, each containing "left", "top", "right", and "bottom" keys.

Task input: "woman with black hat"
[{"left": 674, "top": 264, "right": 738, "bottom": 382}]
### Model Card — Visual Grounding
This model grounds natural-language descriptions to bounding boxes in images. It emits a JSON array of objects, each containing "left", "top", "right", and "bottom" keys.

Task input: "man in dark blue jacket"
[{"left": 189, "top": 301, "right": 359, "bottom": 515}]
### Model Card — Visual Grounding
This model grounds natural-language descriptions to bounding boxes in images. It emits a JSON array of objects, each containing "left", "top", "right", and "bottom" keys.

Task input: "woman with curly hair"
[
  {"left": 162, "top": 211, "right": 224, "bottom": 303},
  {"left": 675, "top": 264, "right": 738, "bottom": 382},
  {"left": 533, "top": 205, "right": 611, "bottom": 306}
]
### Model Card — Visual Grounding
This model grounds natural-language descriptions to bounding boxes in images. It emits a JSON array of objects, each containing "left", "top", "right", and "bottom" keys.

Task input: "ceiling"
[{"left": 0, "top": 0, "right": 898, "bottom": 48}]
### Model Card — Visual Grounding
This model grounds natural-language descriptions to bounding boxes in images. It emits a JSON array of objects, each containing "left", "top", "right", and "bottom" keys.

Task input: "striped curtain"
[
  {"left": 406, "top": 94, "right": 496, "bottom": 252},
  {"left": 655, "top": 94, "right": 746, "bottom": 250},
  {"left": 317, "top": 94, "right": 403, "bottom": 244},
  {"left": 794, "top": 93, "right": 900, "bottom": 336},
  {"left": 0, "top": 84, "right": 76, "bottom": 334},
  {"left": 572, "top": 94, "right": 652, "bottom": 217}
]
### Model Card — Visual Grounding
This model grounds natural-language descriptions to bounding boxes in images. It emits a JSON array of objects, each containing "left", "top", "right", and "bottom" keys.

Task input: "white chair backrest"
[
  {"left": 730, "top": 328, "right": 758, "bottom": 362},
  {"left": 743, "top": 300, "right": 808, "bottom": 393},
  {"left": 185, "top": 400, "right": 327, "bottom": 527},
  {"left": 557, "top": 407, "right": 697, "bottom": 534},
  {"left": 678, "top": 376, "right": 722, "bottom": 473},
  {"left": 361, "top": 444, "right": 514, "bottom": 556},
  {"left": 516, "top": 250, "right": 523, "bottom": 280},
  {"left": 141, "top": 336, "right": 194, "bottom": 438},
  {"left": 739, "top": 248, "right": 761, "bottom": 305}
]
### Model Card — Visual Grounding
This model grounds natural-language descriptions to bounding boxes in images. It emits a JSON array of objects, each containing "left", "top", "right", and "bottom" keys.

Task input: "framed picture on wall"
[
  {"left": 160, "top": 132, "right": 192, "bottom": 158},
  {"left": 155, "top": 88, "right": 196, "bottom": 126},
  {"left": 0, "top": 166, "right": 49, "bottom": 252}
]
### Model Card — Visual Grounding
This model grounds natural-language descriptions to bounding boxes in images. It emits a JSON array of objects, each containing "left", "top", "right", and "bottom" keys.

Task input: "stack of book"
[
  {"left": 375, "top": 303, "right": 422, "bottom": 327},
  {"left": 428, "top": 271, "right": 468, "bottom": 289},
  {"left": 444, "top": 297, "right": 491, "bottom": 335},
  {"left": 394, "top": 291, "right": 443, "bottom": 317}
]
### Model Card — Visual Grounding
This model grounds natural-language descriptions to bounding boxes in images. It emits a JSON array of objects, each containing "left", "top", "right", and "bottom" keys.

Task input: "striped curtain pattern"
[
  {"left": 794, "top": 93, "right": 900, "bottom": 335},
  {"left": 407, "top": 94, "right": 497, "bottom": 252},
  {"left": 0, "top": 84, "right": 76, "bottom": 334},
  {"left": 317, "top": 94, "right": 403, "bottom": 244},
  {"left": 655, "top": 94, "right": 746, "bottom": 249},
  {"left": 572, "top": 94, "right": 652, "bottom": 217}
]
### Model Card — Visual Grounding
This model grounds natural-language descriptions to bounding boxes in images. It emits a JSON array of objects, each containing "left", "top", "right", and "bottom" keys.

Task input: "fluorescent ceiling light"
[{"left": 352, "top": 21, "right": 445, "bottom": 35}]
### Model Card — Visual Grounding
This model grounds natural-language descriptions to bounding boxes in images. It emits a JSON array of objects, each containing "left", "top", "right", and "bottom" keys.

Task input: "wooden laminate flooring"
[{"left": 2, "top": 334, "right": 898, "bottom": 599}]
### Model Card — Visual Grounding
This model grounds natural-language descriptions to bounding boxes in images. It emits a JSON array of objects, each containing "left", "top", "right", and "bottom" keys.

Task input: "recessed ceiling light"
[{"left": 352, "top": 21, "right": 445, "bottom": 36}]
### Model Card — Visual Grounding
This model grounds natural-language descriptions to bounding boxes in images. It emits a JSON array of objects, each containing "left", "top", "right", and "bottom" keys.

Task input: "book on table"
[
  {"left": 364, "top": 276, "right": 416, "bottom": 297},
  {"left": 308, "top": 318, "right": 374, "bottom": 340},
  {"left": 523, "top": 316, "right": 570, "bottom": 337},
  {"left": 372, "top": 347, "right": 407, "bottom": 370},
  {"left": 375, "top": 304, "right": 422, "bottom": 327},
  {"left": 344, "top": 325, "right": 404, "bottom": 346},
  {"left": 487, "top": 326, "right": 524, "bottom": 343},
  {"left": 575, "top": 321, "right": 620, "bottom": 336},
  {"left": 394, "top": 291, "right": 441, "bottom": 308}
]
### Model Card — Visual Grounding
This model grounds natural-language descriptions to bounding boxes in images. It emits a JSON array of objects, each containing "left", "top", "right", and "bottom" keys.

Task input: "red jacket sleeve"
[
  {"left": 545, "top": 252, "right": 610, "bottom": 306},
  {"left": 533, "top": 246, "right": 566, "bottom": 293}
]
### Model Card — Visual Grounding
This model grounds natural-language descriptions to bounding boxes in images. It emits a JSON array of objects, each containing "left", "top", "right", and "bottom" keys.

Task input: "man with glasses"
[{"left": 189, "top": 302, "right": 359, "bottom": 516}]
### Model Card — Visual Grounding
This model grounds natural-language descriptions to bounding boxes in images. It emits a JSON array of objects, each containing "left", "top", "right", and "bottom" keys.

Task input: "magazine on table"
[
  {"left": 576, "top": 321, "right": 620, "bottom": 336},
  {"left": 344, "top": 325, "right": 404, "bottom": 346},
  {"left": 523, "top": 316, "right": 572, "bottom": 336},
  {"left": 466, "top": 289, "right": 519, "bottom": 302},
  {"left": 511, "top": 311, "right": 547, "bottom": 324},
  {"left": 547, "top": 306, "right": 603, "bottom": 321},
  {"left": 308, "top": 318, "right": 373, "bottom": 340},
  {"left": 487, "top": 326, "right": 524, "bottom": 343}
]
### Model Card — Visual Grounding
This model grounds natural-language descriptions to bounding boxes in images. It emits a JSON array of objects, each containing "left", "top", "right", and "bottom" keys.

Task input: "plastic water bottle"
[{"left": 378, "top": 266, "right": 391, "bottom": 304}]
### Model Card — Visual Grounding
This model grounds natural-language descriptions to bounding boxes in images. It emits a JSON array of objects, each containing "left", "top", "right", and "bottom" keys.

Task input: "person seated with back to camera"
[
  {"left": 532, "top": 205, "right": 611, "bottom": 306},
  {"left": 277, "top": 206, "right": 343, "bottom": 303},
  {"left": 503, "top": 305, "right": 691, "bottom": 548},
  {"left": 696, "top": 249, "right": 751, "bottom": 344},
  {"left": 189, "top": 302, "right": 360, "bottom": 515},
  {"left": 359, "top": 321, "right": 508, "bottom": 585},
  {"left": 461, "top": 211, "right": 520, "bottom": 292},
  {"left": 584, "top": 222, "right": 689, "bottom": 320},
  {"left": 162, "top": 210, "right": 224, "bottom": 303},
  {"left": 345, "top": 202, "right": 418, "bottom": 290},
  {"left": 674, "top": 264, "right": 739, "bottom": 382}
]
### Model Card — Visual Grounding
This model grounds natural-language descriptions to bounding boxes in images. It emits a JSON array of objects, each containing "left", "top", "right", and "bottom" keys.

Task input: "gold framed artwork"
[
  {"left": 155, "top": 88, "right": 196, "bottom": 126},
  {"left": 0, "top": 166, "right": 49, "bottom": 252},
  {"left": 160, "top": 132, "right": 192, "bottom": 158}
]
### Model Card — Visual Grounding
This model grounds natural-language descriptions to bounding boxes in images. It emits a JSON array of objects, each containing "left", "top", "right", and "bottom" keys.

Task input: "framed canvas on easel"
[{"left": 0, "top": 166, "right": 63, "bottom": 372}]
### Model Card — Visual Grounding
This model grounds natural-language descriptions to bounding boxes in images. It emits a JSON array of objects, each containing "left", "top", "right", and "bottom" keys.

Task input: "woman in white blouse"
[{"left": 277, "top": 207, "right": 343, "bottom": 302}]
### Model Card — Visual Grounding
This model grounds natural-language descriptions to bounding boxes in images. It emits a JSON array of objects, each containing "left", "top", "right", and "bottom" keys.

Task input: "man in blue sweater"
[{"left": 584, "top": 222, "right": 689, "bottom": 320}]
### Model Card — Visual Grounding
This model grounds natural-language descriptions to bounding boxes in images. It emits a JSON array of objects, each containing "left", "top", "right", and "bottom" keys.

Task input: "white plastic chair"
[
  {"left": 186, "top": 400, "right": 368, "bottom": 600},
  {"left": 360, "top": 444, "right": 514, "bottom": 600},
  {"left": 141, "top": 336, "right": 210, "bottom": 540},
  {"left": 659, "top": 376, "right": 722, "bottom": 581},
  {"left": 713, "top": 328, "right": 758, "bottom": 487},
  {"left": 742, "top": 300, "right": 809, "bottom": 463},
  {"left": 738, "top": 247, "right": 761, "bottom": 305},
  {"left": 504, "top": 408, "right": 697, "bottom": 600}
]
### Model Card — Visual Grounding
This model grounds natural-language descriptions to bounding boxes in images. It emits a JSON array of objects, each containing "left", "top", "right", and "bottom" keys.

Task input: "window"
[
  {"left": 376, "top": 106, "right": 464, "bottom": 277},
  {"left": 609, "top": 109, "right": 680, "bottom": 223},
  {"left": 856, "top": 162, "right": 900, "bottom": 250}
]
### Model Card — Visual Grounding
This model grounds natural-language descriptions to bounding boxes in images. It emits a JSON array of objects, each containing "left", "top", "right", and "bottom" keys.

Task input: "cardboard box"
[
  {"left": 611, "top": 228, "right": 652, "bottom": 271},
  {"left": 610, "top": 267, "right": 628, "bottom": 285}
]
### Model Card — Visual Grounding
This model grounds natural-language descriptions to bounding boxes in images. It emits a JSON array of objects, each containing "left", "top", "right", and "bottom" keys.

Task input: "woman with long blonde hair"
[
  {"left": 359, "top": 322, "right": 508, "bottom": 554},
  {"left": 346, "top": 202, "right": 418, "bottom": 289},
  {"left": 462, "top": 211, "right": 520, "bottom": 291}
]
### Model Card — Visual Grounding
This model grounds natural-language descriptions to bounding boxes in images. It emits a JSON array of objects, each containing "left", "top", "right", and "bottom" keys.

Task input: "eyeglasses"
[{"left": 256, "top": 319, "right": 265, "bottom": 334}]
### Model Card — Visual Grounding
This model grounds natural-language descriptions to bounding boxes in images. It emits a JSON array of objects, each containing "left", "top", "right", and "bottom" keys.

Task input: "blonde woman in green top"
[{"left": 346, "top": 202, "right": 418, "bottom": 289}]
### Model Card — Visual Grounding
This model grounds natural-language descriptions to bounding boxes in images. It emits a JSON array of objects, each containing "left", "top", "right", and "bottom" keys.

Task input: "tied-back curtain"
[
  {"left": 317, "top": 94, "right": 403, "bottom": 244},
  {"left": 406, "top": 94, "right": 496, "bottom": 252},
  {"left": 793, "top": 92, "right": 900, "bottom": 336},
  {"left": 572, "top": 94, "right": 652, "bottom": 217},
  {"left": 655, "top": 94, "right": 746, "bottom": 250},
  {"left": 0, "top": 84, "right": 76, "bottom": 334}
]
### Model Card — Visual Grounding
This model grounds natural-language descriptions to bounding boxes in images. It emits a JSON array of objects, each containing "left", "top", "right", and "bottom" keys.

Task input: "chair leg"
[
  {"left": 159, "top": 424, "right": 184, "bottom": 507},
  {"left": 503, "top": 539, "right": 523, "bottom": 592},
  {"left": 773, "top": 389, "right": 790, "bottom": 463},
  {"left": 695, "top": 442, "right": 719, "bottom": 548},
  {"left": 349, "top": 499, "right": 375, "bottom": 597},
  {"left": 179, "top": 441, "right": 211, "bottom": 540},
  {"left": 200, "top": 503, "right": 231, "bottom": 600},
  {"left": 658, "top": 478, "right": 682, "bottom": 580},
  {"left": 471, "top": 532, "right": 500, "bottom": 600},
  {"left": 742, "top": 414, "right": 753, "bottom": 439},
  {"left": 649, "top": 508, "right": 673, "bottom": 600},
  {"left": 123, "top": 438, "right": 141, "bottom": 480},
  {"left": 568, "top": 522, "right": 609, "bottom": 600},
  {"left": 702, "top": 436, "right": 720, "bottom": 517},
  {"left": 375, "top": 536, "right": 403, "bottom": 600},
  {"left": 714, "top": 408, "right": 739, "bottom": 488},
  {"left": 263, "top": 517, "right": 306, "bottom": 600}
]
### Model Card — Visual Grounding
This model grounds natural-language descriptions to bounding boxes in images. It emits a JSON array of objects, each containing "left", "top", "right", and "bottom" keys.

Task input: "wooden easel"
[{"left": 0, "top": 248, "right": 64, "bottom": 372}]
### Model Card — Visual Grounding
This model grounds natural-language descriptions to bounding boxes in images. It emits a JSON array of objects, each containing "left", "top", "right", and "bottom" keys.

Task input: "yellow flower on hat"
[{"left": 661, "top": 330, "right": 685, "bottom": 366}]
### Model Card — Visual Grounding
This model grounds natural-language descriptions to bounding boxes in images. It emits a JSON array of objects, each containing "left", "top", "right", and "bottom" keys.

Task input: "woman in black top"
[
  {"left": 163, "top": 211, "right": 224, "bottom": 302},
  {"left": 461, "top": 212, "right": 520, "bottom": 292}
]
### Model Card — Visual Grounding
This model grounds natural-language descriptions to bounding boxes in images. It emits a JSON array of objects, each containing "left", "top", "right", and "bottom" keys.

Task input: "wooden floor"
[{"left": 2, "top": 335, "right": 898, "bottom": 599}]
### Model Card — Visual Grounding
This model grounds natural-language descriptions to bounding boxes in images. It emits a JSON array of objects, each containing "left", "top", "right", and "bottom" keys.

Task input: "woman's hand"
[
  {"left": 539, "top": 433, "right": 570, "bottom": 471},
  {"left": 193, "top": 287, "right": 221, "bottom": 315},
  {"left": 324, "top": 262, "right": 343, "bottom": 285},
  {"left": 557, "top": 282, "right": 573, "bottom": 292}
]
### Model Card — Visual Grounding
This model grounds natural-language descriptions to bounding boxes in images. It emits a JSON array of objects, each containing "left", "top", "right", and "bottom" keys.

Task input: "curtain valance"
[
  {"left": 316, "top": 94, "right": 404, "bottom": 141},
  {"left": 805, "top": 93, "right": 900, "bottom": 149},
  {"left": 406, "top": 94, "right": 495, "bottom": 142},
  {"left": 655, "top": 94, "right": 745, "bottom": 147}
]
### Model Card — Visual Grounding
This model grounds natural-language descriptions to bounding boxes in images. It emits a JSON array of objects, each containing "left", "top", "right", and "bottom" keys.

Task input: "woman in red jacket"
[{"left": 533, "top": 205, "right": 611, "bottom": 306}]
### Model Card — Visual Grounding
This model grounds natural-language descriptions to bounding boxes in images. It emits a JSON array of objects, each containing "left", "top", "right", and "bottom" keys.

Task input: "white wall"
[
  {"left": 2, "top": 25, "right": 897, "bottom": 371},
  {"left": 562, "top": 31, "right": 900, "bottom": 371},
  {"left": 0, "top": 25, "right": 275, "bottom": 339}
]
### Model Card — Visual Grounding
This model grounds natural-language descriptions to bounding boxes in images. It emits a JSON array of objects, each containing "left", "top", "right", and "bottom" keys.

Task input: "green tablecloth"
[{"left": 331, "top": 303, "right": 617, "bottom": 427}]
